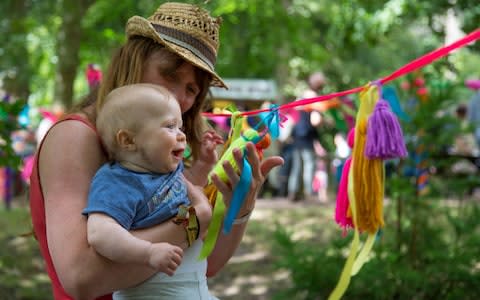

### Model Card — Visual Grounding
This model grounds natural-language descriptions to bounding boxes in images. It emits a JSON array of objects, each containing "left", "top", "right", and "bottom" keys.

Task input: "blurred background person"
[
  {"left": 287, "top": 72, "right": 325, "bottom": 202},
  {"left": 86, "top": 63, "right": 103, "bottom": 91},
  {"left": 275, "top": 104, "right": 298, "bottom": 197}
]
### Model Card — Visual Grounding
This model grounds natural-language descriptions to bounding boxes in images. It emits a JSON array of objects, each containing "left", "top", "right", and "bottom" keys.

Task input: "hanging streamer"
[{"left": 198, "top": 109, "right": 279, "bottom": 259}]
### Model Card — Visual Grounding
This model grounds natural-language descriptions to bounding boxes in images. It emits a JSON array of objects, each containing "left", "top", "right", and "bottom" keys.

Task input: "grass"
[{"left": 0, "top": 196, "right": 52, "bottom": 300}]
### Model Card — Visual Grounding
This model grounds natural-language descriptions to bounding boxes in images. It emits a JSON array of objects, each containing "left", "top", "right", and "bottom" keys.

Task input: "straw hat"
[{"left": 126, "top": 2, "right": 227, "bottom": 89}]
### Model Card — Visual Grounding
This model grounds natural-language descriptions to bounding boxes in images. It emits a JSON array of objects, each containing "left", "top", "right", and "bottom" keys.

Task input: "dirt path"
[{"left": 208, "top": 197, "right": 336, "bottom": 300}]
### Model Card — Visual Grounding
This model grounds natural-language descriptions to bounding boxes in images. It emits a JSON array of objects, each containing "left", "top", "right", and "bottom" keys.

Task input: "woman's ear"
[{"left": 116, "top": 129, "right": 136, "bottom": 151}]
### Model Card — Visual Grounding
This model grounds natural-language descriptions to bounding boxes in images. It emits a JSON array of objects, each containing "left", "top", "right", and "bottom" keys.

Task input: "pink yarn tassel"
[
  {"left": 335, "top": 158, "right": 353, "bottom": 234},
  {"left": 335, "top": 128, "right": 355, "bottom": 234},
  {"left": 347, "top": 127, "right": 355, "bottom": 148},
  {"left": 365, "top": 99, "right": 407, "bottom": 159}
]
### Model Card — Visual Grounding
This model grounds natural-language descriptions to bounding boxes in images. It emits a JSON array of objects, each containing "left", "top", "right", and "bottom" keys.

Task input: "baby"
[{"left": 82, "top": 83, "right": 211, "bottom": 298}]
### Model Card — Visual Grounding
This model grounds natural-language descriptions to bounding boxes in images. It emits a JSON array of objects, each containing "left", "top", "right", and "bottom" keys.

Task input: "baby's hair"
[{"left": 97, "top": 83, "right": 176, "bottom": 159}]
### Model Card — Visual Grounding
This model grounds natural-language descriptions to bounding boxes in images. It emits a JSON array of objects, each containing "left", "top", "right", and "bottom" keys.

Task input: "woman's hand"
[
  {"left": 207, "top": 142, "right": 283, "bottom": 276},
  {"left": 210, "top": 142, "right": 284, "bottom": 213}
]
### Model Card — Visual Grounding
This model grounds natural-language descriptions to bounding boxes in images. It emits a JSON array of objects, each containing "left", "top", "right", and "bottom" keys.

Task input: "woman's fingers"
[
  {"left": 245, "top": 142, "right": 262, "bottom": 180},
  {"left": 210, "top": 173, "right": 232, "bottom": 202},
  {"left": 223, "top": 159, "right": 239, "bottom": 187},
  {"left": 230, "top": 143, "right": 284, "bottom": 188},
  {"left": 211, "top": 143, "right": 284, "bottom": 208},
  {"left": 260, "top": 156, "right": 284, "bottom": 177}
]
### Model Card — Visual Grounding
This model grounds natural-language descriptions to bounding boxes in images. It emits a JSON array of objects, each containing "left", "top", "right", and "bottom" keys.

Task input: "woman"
[{"left": 30, "top": 3, "right": 283, "bottom": 299}]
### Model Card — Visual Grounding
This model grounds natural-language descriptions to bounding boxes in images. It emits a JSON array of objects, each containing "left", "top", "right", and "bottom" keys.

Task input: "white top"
[
  {"left": 165, "top": 239, "right": 206, "bottom": 276},
  {"left": 113, "top": 240, "right": 215, "bottom": 299}
]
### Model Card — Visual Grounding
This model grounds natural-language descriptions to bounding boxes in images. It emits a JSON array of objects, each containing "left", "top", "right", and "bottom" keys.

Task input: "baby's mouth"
[{"left": 172, "top": 149, "right": 185, "bottom": 159}]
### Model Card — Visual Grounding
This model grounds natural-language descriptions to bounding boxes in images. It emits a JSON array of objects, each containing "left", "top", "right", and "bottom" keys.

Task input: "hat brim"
[{"left": 126, "top": 16, "right": 227, "bottom": 89}]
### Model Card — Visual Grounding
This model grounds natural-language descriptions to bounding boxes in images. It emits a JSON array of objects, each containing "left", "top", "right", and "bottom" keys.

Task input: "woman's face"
[{"left": 142, "top": 51, "right": 201, "bottom": 114}]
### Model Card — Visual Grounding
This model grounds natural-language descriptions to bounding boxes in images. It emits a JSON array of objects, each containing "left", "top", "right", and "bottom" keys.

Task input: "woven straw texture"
[{"left": 126, "top": 2, "right": 226, "bottom": 88}]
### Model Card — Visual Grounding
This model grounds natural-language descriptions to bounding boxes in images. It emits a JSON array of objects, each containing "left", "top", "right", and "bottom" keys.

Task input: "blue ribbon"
[
  {"left": 382, "top": 86, "right": 411, "bottom": 122},
  {"left": 256, "top": 104, "right": 280, "bottom": 140},
  {"left": 223, "top": 156, "right": 252, "bottom": 234}
]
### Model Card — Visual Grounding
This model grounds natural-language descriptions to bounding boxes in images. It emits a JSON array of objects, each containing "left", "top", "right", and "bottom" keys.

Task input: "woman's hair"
[{"left": 73, "top": 36, "right": 213, "bottom": 160}]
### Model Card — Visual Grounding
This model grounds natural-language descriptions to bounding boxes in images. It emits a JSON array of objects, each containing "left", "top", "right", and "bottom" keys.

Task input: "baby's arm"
[{"left": 87, "top": 213, "right": 183, "bottom": 276}]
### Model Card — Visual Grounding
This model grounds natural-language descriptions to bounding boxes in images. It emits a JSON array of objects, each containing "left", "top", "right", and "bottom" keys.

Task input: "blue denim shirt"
[{"left": 83, "top": 162, "right": 189, "bottom": 230}]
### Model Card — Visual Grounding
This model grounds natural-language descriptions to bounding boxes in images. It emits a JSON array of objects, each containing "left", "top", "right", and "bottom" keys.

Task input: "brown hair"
[{"left": 74, "top": 36, "right": 212, "bottom": 160}]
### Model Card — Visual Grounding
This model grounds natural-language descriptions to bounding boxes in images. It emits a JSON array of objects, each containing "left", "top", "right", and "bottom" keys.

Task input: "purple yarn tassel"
[{"left": 365, "top": 99, "right": 407, "bottom": 159}]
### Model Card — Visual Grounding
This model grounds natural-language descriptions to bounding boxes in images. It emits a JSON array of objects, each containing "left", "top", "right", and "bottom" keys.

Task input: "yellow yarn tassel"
[
  {"left": 352, "top": 120, "right": 384, "bottom": 233},
  {"left": 351, "top": 84, "right": 385, "bottom": 234}
]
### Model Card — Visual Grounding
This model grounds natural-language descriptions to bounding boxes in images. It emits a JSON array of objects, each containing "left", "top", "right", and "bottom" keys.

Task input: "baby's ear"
[{"left": 116, "top": 129, "right": 136, "bottom": 151}]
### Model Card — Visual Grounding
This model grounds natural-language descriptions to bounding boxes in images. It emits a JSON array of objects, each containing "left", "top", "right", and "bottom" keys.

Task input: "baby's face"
[{"left": 132, "top": 99, "right": 186, "bottom": 174}]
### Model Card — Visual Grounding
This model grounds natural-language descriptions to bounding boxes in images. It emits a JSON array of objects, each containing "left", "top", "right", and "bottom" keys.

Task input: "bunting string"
[{"left": 203, "top": 28, "right": 480, "bottom": 119}]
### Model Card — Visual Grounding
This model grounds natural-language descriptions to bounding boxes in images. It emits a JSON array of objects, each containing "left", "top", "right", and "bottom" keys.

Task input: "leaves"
[
  {"left": 0, "top": 99, "right": 26, "bottom": 169},
  {"left": 0, "top": 0, "right": 479, "bottom": 166}
]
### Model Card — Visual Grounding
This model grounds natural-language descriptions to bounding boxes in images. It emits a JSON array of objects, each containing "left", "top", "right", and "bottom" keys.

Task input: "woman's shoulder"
[
  {"left": 47, "top": 115, "right": 97, "bottom": 141},
  {"left": 53, "top": 110, "right": 99, "bottom": 135},
  {"left": 39, "top": 114, "right": 106, "bottom": 176},
  {"left": 59, "top": 112, "right": 96, "bottom": 129},
  {"left": 41, "top": 112, "right": 104, "bottom": 158}
]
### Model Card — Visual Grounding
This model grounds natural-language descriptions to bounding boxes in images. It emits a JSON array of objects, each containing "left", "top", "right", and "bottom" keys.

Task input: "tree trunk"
[
  {"left": 54, "top": 0, "right": 94, "bottom": 109},
  {"left": 2, "top": 0, "right": 31, "bottom": 100}
]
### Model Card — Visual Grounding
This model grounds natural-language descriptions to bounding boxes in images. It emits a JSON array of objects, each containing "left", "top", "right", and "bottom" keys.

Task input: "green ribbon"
[{"left": 198, "top": 192, "right": 226, "bottom": 260}]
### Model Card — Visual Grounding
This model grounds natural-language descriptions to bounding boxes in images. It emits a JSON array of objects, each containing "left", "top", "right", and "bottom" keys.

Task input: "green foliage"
[
  {"left": 270, "top": 225, "right": 348, "bottom": 300},
  {"left": 271, "top": 203, "right": 480, "bottom": 299},
  {"left": 0, "top": 99, "right": 25, "bottom": 170},
  {"left": 1, "top": 0, "right": 480, "bottom": 109},
  {"left": 396, "top": 66, "right": 479, "bottom": 197}
]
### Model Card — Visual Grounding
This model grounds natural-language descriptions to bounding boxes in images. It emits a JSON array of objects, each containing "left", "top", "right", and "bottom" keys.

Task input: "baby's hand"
[
  {"left": 198, "top": 130, "right": 224, "bottom": 166},
  {"left": 147, "top": 242, "right": 183, "bottom": 276}
]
